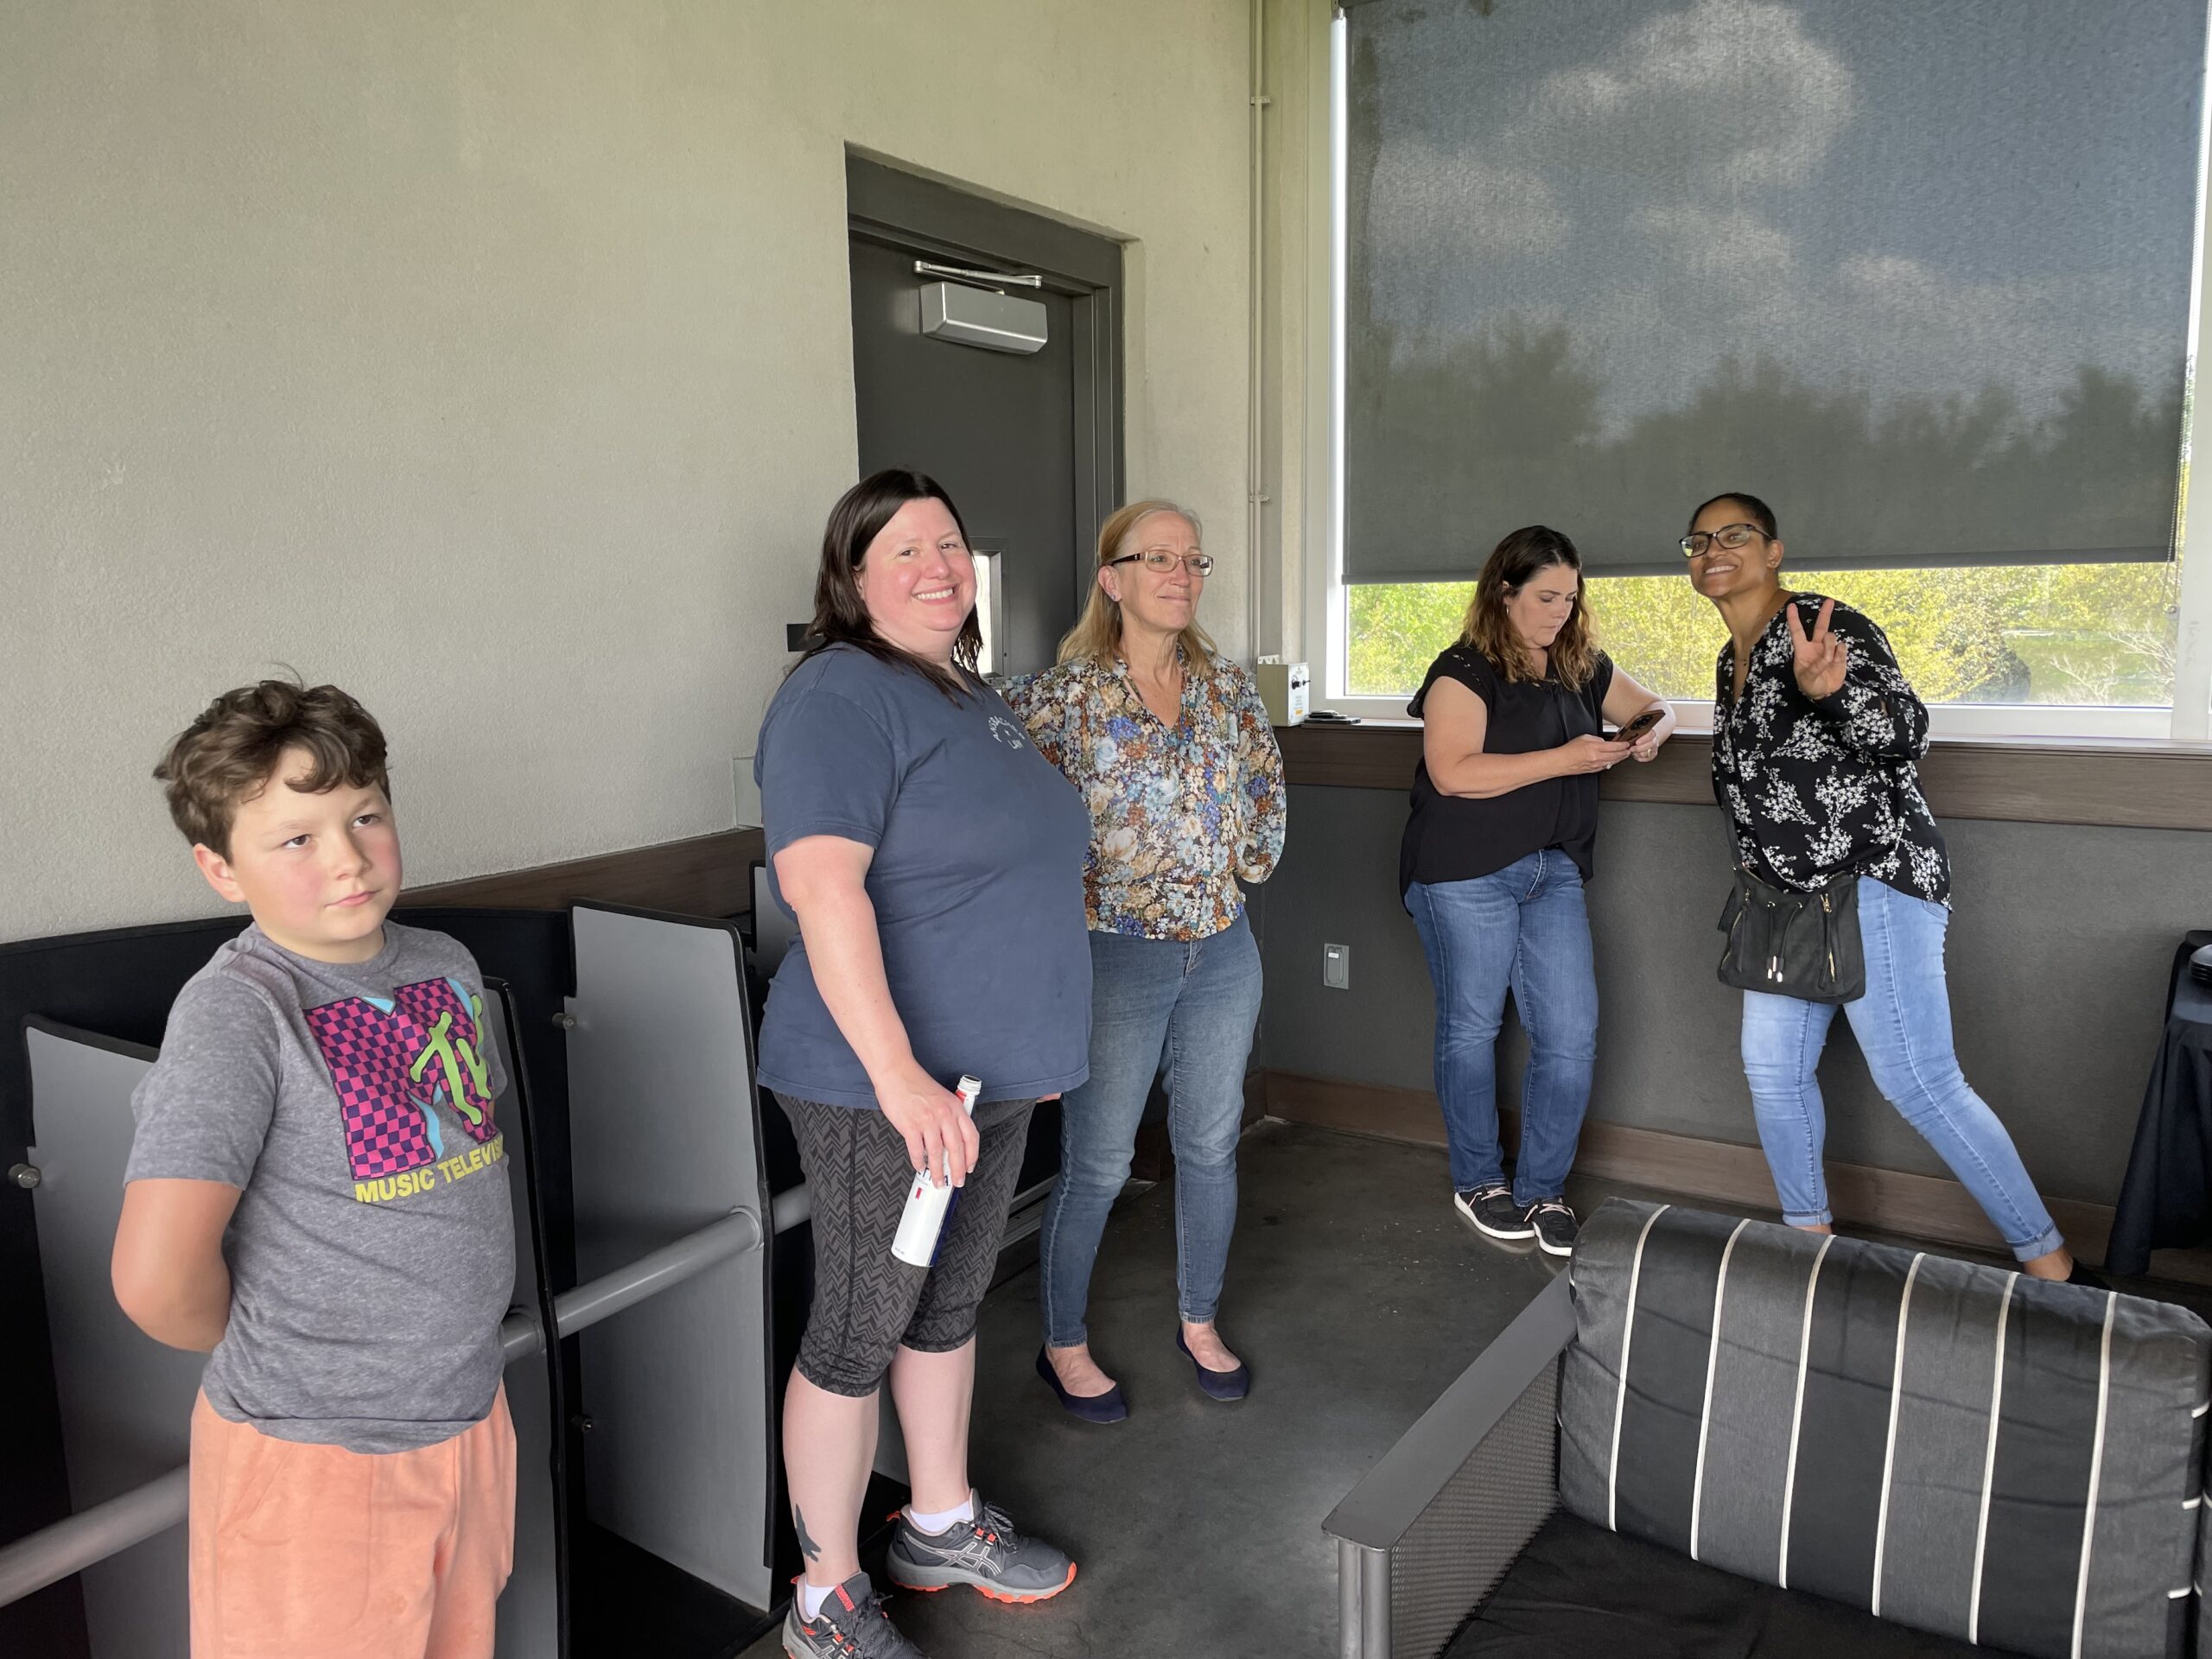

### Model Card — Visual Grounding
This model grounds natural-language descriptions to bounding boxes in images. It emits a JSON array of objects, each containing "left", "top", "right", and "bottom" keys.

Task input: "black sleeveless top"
[{"left": 1399, "top": 644, "right": 1615, "bottom": 898}]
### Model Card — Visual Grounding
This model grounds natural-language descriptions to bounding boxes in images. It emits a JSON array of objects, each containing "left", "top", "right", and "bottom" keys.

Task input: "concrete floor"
[
  {"left": 741, "top": 1119, "right": 1565, "bottom": 1658},
  {"left": 740, "top": 1122, "right": 2212, "bottom": 1658}
]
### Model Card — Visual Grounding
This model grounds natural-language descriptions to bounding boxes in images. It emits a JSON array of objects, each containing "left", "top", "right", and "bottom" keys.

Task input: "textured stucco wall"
[{"left": 2, "top": 0, "right": 1252, "bottom": 941}]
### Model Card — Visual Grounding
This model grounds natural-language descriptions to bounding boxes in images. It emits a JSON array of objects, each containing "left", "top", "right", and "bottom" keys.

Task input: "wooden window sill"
[{"left": 1274, "top": 722, "right": 2212, "bottom": 831}]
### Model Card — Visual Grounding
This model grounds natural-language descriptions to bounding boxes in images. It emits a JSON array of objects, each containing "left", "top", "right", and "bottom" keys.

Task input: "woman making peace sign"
[{"left": 1685, "top": 492, "right": 2088, "bottom": 1282}]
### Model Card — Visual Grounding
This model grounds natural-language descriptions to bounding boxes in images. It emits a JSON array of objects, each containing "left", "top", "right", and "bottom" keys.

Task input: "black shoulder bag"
[{"left": 1716, "top": 862, "right": 1865, "bottom": 1003}]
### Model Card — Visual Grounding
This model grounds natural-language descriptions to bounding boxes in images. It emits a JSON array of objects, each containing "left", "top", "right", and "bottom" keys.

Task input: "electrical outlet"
[{"left": 1323, "top": 943, "right": 1351, "bottom": 990}]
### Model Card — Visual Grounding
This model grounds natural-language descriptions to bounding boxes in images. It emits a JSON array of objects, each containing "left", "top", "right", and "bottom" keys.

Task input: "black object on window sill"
[{"left": 1302, "top": 709, "right": 1362, "bottom": 726}]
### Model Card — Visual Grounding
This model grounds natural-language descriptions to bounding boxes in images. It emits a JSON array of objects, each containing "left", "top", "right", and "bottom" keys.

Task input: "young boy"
[{"left": 112, "top": 680, "right": 518, "bottom": 1659}]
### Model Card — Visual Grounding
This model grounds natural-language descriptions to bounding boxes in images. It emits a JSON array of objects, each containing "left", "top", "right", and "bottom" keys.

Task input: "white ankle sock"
[
  {"left": 798, "top": 1580, "right": 837, "bottom": 1621},
  {"left": 906, "top": 1493, "right": 976, "bottom": 1534}
]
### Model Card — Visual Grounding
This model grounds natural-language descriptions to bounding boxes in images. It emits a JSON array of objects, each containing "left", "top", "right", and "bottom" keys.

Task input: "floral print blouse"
[
  {"left": 1712, "top": 594, "right": 1951, "bottom": 906},
  {"left": 1005, "top": 652, "right": 1288, "bottom": 940}
]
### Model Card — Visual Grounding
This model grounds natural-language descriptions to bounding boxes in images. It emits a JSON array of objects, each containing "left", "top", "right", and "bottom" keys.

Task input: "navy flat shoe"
[
  {"left": 1035, "top": 1347, "right": 1128, "bottom": 1424},
  {"left": 1177, "top": 1328, "right": 1250, "bottom": 1402}
]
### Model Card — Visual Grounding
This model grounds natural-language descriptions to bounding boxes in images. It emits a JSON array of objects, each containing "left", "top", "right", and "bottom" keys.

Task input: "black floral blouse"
[{"left": 1711, "top": 594, "right": 1951, "bottom": 906}]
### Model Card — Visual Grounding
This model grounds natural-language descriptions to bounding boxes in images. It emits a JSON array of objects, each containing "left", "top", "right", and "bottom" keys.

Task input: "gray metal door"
[
  {"left": 845, "top": 157, "right": 1123, "bottom": 680},
  {"left": 849, "top": 237, "right": 1078, "bottom": 676}
]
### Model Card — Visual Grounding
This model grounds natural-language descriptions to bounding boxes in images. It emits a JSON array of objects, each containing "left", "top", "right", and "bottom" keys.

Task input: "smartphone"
[{"left": 1610, "top": 708, "right": 1664, "bottom": 744}]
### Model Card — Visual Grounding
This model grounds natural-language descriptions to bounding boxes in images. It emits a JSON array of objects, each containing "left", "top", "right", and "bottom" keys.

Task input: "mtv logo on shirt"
[{"left": 304, "top": 976, "right": 501, "bottom": 1197}]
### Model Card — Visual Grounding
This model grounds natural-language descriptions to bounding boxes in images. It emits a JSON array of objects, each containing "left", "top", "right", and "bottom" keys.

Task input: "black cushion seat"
[
  {"left": 1446, "top": 1511, "right": 2028, "bottom": 1659},
  {"left": 1557, "top": 1204, "right": 2212, "bottom": 1659}
]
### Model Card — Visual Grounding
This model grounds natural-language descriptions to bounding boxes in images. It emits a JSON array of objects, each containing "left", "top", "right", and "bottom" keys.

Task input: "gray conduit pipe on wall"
[{"left": 1248, "top": 0, "right": 1272, "bottom": 662}]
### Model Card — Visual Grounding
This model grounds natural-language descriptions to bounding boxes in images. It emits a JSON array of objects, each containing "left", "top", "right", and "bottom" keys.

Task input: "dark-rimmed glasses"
[
  {"left": 1680, "top": 523, "right": 1768, "bottom": 559},
  {"left": 1110, "top": 549, "right": 1216, "bottom": 576}
]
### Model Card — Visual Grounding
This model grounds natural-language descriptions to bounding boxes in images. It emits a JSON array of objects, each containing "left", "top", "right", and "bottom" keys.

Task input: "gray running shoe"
[
  {"left": 1526, "top": 1198, "right": 1580, "bottom": 1256},
  {"left": 782, "top": 1570, "right": 925, "bottom": 1658},
  {"left": 885, "top": 1493, "right": 1077, "bottom": 1604},
  {"left": 1455, "top": 1184, "right": 1535, "bottom": 1241}
]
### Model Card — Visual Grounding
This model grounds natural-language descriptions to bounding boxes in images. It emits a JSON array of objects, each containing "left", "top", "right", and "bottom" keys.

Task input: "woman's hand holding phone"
[
  {"left": 1559, "top": 734, "right": 1631, "bottom": 774},
  {"left": 1609, "top": 706, "right": 1670, "bottom": 763}
]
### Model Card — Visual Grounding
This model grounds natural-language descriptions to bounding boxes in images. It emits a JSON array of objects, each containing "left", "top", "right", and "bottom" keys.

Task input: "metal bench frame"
[{"left": 1323, "top": 1274, "right": 1574, "bottom": 1659}]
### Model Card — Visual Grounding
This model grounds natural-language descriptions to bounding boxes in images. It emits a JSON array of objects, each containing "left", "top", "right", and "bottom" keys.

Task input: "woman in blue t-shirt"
[
  {"left": 753, "top": 469, "right": 1092, "bottom": 1658},
  {"left": 1401, "top": 525, "right": 1674, "bottom": 1257}
]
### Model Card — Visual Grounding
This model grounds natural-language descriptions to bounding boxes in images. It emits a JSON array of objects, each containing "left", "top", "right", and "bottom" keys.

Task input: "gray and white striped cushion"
[{"left": 1558, "top": 1199, "right": 2212, "bottom": 1659}]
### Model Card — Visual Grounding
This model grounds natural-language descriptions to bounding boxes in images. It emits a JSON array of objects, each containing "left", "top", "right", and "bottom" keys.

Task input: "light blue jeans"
[
  {"left": 1741, "top": 876, "right": 2063, "bottom": 1262},
  {"left": 1039, "top": 913, "right": 1263, "bottom": 1348},
  {"left": 1406, "top": 849, "right": 1599, "bottom": 1205}
]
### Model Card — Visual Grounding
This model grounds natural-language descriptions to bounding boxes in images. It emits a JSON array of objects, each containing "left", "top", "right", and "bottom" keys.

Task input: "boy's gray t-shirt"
[{"left": 125, "top": 920, "right": 516, "bottom": 1453}]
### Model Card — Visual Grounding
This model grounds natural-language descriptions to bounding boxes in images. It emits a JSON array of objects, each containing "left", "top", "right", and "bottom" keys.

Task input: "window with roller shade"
[
  {"left": 1340, "top": 0, "right": 2208, "bottom": 584},
  {"left": 1345, "top": 561, "right": 2185, "bottom": 705}
]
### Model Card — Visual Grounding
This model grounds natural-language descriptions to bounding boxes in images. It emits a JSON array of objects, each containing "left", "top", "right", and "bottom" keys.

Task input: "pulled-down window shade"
[{"left": 1343, "top": 0, "right": 2208, "bottom": 580}]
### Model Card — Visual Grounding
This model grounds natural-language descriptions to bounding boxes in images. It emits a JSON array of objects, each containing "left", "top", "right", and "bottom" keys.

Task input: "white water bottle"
[{"left": 890, "top": 1074, "right": 982, "bottom": 1266}]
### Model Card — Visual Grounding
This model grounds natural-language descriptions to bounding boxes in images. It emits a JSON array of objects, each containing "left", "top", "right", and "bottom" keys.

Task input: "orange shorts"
[{"left": 188, "top": 1388, "right": 517, "bottom": 1659}]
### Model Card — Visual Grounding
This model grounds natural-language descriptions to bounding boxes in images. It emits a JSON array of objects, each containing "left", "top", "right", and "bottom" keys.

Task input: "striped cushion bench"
[{"left": 1558, "top": 1201, "right": 2212, "bottom": 1659}]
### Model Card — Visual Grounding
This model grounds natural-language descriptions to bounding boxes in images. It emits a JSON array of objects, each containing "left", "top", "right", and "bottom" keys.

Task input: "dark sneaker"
[
  {"left": 1526, "top": 1198, "right": 1580, "bottom": 1256},
  {"left": 782, "top": 1570, "right": 925, "bottom": 1658},
  {"left": 1454, "top": 1184, "right": 1535, "bottom": 1241},
  {"left": 885, "top": 1492, "right": 1077, "bottom": 1605}
]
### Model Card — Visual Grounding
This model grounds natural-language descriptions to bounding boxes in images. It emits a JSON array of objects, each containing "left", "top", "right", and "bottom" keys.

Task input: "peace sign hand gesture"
[{"left": 1788, "top": 598, "right": 1849, "bottom": 702}]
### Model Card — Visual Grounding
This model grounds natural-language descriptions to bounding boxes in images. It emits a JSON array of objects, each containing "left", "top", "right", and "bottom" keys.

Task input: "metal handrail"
[
  {"left": 0, "top": 1190, "right": 805, "bottom": 1610},
  {"left": 0, "top": 1468, "right": 191, "bottom": 1615}
]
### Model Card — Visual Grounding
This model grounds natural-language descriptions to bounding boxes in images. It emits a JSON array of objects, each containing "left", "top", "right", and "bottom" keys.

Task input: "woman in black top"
[
  {"left": 1402, "top": 526, "right": 1673, "bottom": 1254},
  {"left": 1688, "top": 491, "right": 2082, "bottom": 1282}
]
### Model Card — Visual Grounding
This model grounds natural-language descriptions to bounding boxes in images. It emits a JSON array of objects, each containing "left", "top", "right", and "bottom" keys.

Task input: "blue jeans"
[
  {"left": 1039, "top": 913, "right": 1263, "bottom": 1348},
  {"left": 1406, "top": 850, "right": 1598, "bottom": 1205},
  {"left": 1741, "top": 876, "right": 2063, "bottom": 1262}
]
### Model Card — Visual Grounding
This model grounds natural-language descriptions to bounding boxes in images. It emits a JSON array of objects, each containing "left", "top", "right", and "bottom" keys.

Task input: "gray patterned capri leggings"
[{"left": 778, "top": 1091, "right": 1037, "bottom": 1397}]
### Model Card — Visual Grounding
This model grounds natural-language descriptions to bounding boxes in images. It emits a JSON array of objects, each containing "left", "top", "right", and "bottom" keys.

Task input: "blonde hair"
[{"left": 1056, "top": 499, "right": 1219, "bottom": 676}]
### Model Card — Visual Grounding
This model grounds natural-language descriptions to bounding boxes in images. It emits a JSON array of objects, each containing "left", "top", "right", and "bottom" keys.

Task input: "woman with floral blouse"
[
  {"left": 1006, "top": 499, "right": 1287, "bottom": 1421},
  {"left": 1688, "top": 490, "right": 2086, "bottom": 1283}
]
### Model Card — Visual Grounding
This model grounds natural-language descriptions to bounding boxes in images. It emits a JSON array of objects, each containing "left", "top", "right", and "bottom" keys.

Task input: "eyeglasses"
[
  {"left": 1680, "top": 523, "right": 1769, "bottom": 559},
  {"left": 1110, "top": 549, "right": 1215, "bottom": 576}
]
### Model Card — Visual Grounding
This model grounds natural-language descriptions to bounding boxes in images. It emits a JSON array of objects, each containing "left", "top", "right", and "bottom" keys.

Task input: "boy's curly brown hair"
[{"left": 156, "top": 679, "right": 390, "bottom": 856}]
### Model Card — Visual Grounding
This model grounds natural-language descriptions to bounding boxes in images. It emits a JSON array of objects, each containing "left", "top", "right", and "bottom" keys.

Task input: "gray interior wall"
[
  {"left": 1254, "top": 783, "right": 2206, "bottom": 1205},
  {"left": 0, "top": 0, "right": 1252, "bottom": 944}
]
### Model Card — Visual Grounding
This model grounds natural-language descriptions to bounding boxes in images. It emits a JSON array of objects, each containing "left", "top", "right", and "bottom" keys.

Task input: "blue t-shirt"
[{"left": 753, "top": 645, "right": 1094, "bottom": 1108}]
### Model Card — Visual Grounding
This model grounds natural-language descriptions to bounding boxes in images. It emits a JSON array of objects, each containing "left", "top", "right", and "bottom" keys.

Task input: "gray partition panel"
[
  {"left": 486, "top": 988, "right": 561, "bottom": 1659},
  {"left": 566, "top": 903, "right": 774, "bottom": 1611},
  {"left": 27, "top": 1002, "right": 561, "bottom": 1659},
  {"left": 26, "top": 1022, "right": 192, "bottom": 1659}
]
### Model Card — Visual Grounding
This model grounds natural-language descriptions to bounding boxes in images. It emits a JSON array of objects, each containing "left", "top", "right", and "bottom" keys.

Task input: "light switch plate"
[{"left": 1323, "top": 943, "right": 1351, "bottom": 990}]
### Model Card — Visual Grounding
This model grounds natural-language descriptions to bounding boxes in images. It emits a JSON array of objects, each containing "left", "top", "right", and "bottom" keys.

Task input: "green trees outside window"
[{"left": 1348, "top": 558, "right": 2183, "bottom": 706}]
